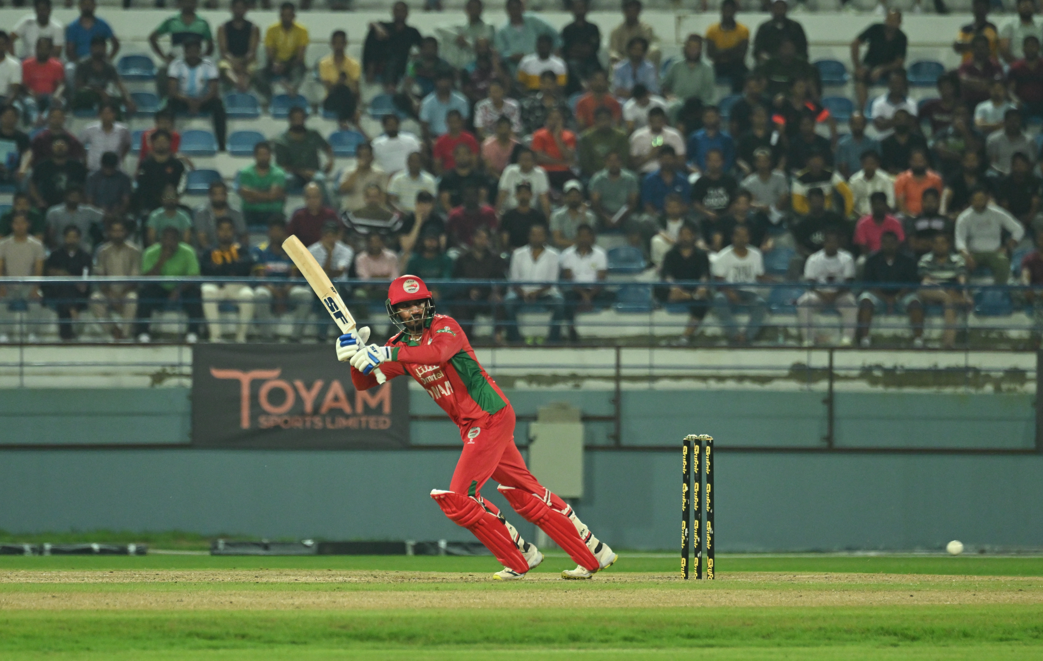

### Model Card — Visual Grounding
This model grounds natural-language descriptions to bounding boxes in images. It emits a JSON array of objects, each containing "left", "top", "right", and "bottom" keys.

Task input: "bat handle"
[{"left": 375, "top": 367, "right": 387, "bottom": 384}]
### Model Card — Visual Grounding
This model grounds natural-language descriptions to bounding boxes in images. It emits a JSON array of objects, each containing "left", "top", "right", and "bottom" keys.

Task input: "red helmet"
[{"left": 388, "top": 275, "right": 433, "bottom": 306}]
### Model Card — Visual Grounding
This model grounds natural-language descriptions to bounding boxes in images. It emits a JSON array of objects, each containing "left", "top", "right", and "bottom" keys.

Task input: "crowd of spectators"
[{"left": 0, "top": 0, "right": 1041, "bottom": 348}]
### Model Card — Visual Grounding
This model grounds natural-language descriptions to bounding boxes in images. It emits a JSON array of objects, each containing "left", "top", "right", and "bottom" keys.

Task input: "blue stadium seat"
[
  {"left": 768, "top": 286, "right": 805, "bottom": 313},
  {"left": 763, "top": 246, "right": 795, "bottom": 276},
  {"left": 185, "top": 169, "right": 223, "bottom": 195},
  {"left": 131, "top": 92, "right": 160, "bottom": 117},
  {"left": 224, "top": 92, "right": 261, "bottom": 119},
  {"left": 328, "top": 130, "right": 366, "bottom": 157},
  {"left": 822, "top": 96, "right": 854, "bottom": 122},
  {"left": 130, "top": 129, "right": 144, "bottom": 155},
  {"left": 568, "top": 91, "right": 584, "bottom": 115},
  {"left": 908, "top": 60, "right": 945, "bottom": 87},
  {"left": 180, "top": 129, "right": 218, "bottom": 156},
  {"left": 0, "top": 204, "right": 10, "bottom": 218},
  {"left": 117, "top": 54, "right": 156, "bottom": 81},
  {"left": 72, "top": 106, "right": 96, "bottom": 118},
  {"left": 613, "top": 284, "right": 654, "bottom": 313},
  {"left": 814, "top": 59, "right": 849, "bottom": 87},
  {"left": 228, "top": 130, "right": 265, "bottom": 157},
  {"left": 718, "top": 94, "right": 741, "bottom": 121},
  {"left": 607, "top": 246, "right": 645, "bottom": 274},
  {"left": 368, "top": 93, "right": 405, "bottom": 120},
  {"left": 974, "top": 289, "right": 1013, "bottom": 316},
  {"left": 270, "top": 94, "right": 309, "bottom": 119}
]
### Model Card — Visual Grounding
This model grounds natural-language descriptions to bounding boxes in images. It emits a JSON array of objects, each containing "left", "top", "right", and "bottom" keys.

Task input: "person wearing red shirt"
[
  {"left": 530, "top": 106, "right": 577, "bottom": 191},
  {"left": 432, "top": 109, "right": 479, "bottom": 176},
  {"left": 286, "top": 182, "right": 339, "bottom": 247},
  {"left": 446, "top": 183, "right": 499, "bottom": 250},
  {"left": 854, "top": 192, "right": 906, "bottom": 256},
  {"left": 22, "top": 37, "right": 64, "bottom": 124},
  {"left": 340, "top": 275, "right": 618, "bottom": 581},
  {"left": 574, "top": 69, "right": 622, "bottom": 129},
  {"left": 1009, "top": 35, "right": 1043, "bottom": 121},
  {"left": 894, "top": 148, "right": 943, "bottom": 217}
]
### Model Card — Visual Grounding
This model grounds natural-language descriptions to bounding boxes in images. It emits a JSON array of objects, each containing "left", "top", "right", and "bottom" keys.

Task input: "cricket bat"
[{"left": 282, "top": 235, "right": 386, "bottom": 384}]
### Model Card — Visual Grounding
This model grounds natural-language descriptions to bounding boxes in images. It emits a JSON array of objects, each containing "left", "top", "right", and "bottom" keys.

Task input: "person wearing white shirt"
[
  {"left": 516, "top": 35, "right": 567, "bottom": 91},
  {"left": 497, "top": 148, "right": 551, "bottom": 216},
  {"left": 870, "top": 70, "right": 917, "bottom": 139},
  {"left": 954, "top": 187, "right": 1025, "bottom": 284},
  {"left": 622, "top": 88, "right": 667, "bottom": 132},
  {"left": 0, "top": 32, "right": 23, "bottom": 103},
  {"left": 797, "top": 228, "right": 857, "bottom": 346},
  {"left": 166, "top": 39, "right": 227, "bottom": 151},
  {"left": 504, "top": 223, "right": 565, "bottom": 343},
  {"left": 306, "top": 221, "right": 355, "bottom": 341},
  {"left": 371, "top": 114, "right": 423, "bottom": 175},
  {"left": 629, "top": 107, "right": 685, "bottom": 173},
  {"left": 387, "top": 152, "right": 437, "bottom": 213},
  {"left": 12, "top": 1, "right": 63, "bottom": 60},
  {"left": 79, "top": 101, "right": 131, "bottom": 172},
  {"left": 711, "top": 224, "right": 767, "bottom": 344},
  {"left": 848, "top": 150, "right": 896, "bottom": 218},
  {"left": 560, "top": 223, "right": 608, "bottom": 342},
  {"left": 999, "top": 0, "right": 1043, "bottom": 62}
]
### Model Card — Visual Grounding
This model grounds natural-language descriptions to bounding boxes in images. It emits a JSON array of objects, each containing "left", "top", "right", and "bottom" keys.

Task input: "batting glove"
[
  {"left": 335, "top": 327, "right": 371, "bottom": 362},
  {"left": 350, "top": 344, "right": 394, "bottom": 375}
]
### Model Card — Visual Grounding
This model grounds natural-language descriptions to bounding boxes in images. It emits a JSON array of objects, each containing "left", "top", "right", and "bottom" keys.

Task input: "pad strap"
[
  {"left": 498, "top": 486, "right": 599, "bottom": 572},
  {"left": 431, "top": 490, "right": 529, "bottom": 574}
]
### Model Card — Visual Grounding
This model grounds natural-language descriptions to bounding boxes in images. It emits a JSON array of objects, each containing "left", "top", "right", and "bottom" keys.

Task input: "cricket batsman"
[{"left": 337, "top": 275, "right": 617, "bottom": 580}]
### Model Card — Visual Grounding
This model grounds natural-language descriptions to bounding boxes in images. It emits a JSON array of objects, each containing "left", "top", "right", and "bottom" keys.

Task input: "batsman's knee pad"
[
  {"left": 430, "top": 489, "right": 529, "bottom": 574},
  {"left": 497, "top": 486, "right": 599, "bottom": 572}
]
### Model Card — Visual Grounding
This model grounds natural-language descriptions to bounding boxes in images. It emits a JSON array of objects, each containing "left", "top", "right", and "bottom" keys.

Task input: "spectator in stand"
[
  {"left": 691, "top": 150, "right": 737, "bottom": 247},
  {"left": 0, "top": 194, "right": 44, "bottom": 241},
  {"left": 251, "top": 219, "right": 312, "bottom": 340},
  {"left": 517, "top": 34, "right": 567, "bottom": 93},
  {"left": 642, "top": 145, "right": 691, "bottom": 215},
  {"left": 1000, "top": 0, "right": 1042, "bottom": 63},
  {"left": 856, "top": 229, "right": 923, "bottom": 348},
  {"left": 705, "top": 0, "right": 748, "bottom": 93},
  {"left": 86, "top": 151, "right": 132, "bottom": 216},
  {"left": 712, "top": 224, "right": 766, "bottom": 345},
  {"left": 439, "top": 144, "right": 495, "bottom": 210},
  {"left": 771, "top": 77, "right": 834, "bottom": 145},
  {"left": 22, "top": 37, "right": 64, "bottom": 124},
  {"left": 753, "top": 0, "right": 807, "bottom": 63},
  {"left": 787, "top": 115, "right": 832, "bottom": 174},
  {"left": 0, "top": 32, "right": 23, "bottom": 109},
  {"left": 575, "top": 70, "right": 622, "bottom": 130},
  {"left": 792, "top": 188, "right": 852, "bottom": 262},
  {"left": 217, "top": 0, "right": 259, "bottom": 94},
  {"left": 90, "top": 218, "right": 139, "bottom": 341},
  {"left": 0, "top": 106, "right": 29, "bottom": 191},
  {"left": 273, "top": 106, "right": 333, "bottom": 193},
  {"left": 13, "top": 0, "right": 63, "bottom": 60},
  {"left": 338, "top": 142, "right": 386, "bottom": 214},
  {"left": 854, "top": 191, "right": 905, "bottom": 257},
  {"left": 881, "top": 110, "right": 928, "bottom": 176},
  {"left": 943, "top": 150, "right": 989, "bottom": 218},
  {"left": 958, "top": 34, "right": 1004, "bottom": 108},
  {"left": 918, "top": 233, "right": 971, "bottom": 349},
  {"left": 931, "top": 104, "right": 984, "bottom": 183},
  {"left": 433, "top": 110, "right": 479, "bottom": 176},
  {"left": 405, "top": 232, "right": 453, "bottom": 295},
  {"left": 318, "top": 30, "right": 360, "bottom": 127},
  {"left": 735, "top": 105, "right": 782, "bottom": 176},
  {"left": 995, "top": 152, "right": 1041, "bottom": 228},
  {"left": 955, "top": 186, "right": 1024, "bottom": 284},
  {"left": 954, "top": 0, "right": 999, "bottom": 64},
  {"left": 261, "top": 2, "right": 308, "bottom": 97},
  {"left": 662, "top": 34, "right": 716, "bottom": 109},
  {"left": 497, "top": 147, "right": 551, "bottom": 217},
  {"left": 446, "top": 183, "right": 498, "bottom": 251},
  {"left": 1021, "top": 231, "right": 1043, "bottom": 343},
  {"left": 650, "top": 193, "right": 691, "bottom": 268},
  {"left": 148, "top": 0, "right": 214, "bottom": 97},
  {"left": 30, "top": 107, "right": 84, "bottom": 167},
  {"left": 1010, "top": 35, "right": 1043, "bottom": 121},
  {"left": 238, "top": 141, "right": 286, "bottom": 227},
  {"left": 45, "top": 185, "right": 103, "bottom": 251},
  {"left": 560, "top": 223, "right": 608, "bottom": 342},
  {"left": 474, "top": 79, "right": 522, "bottom": 139},
  {"left": 728, "top": 71, "right": 768, "bottom": 140},
  {"left": 494, "top": 0, "right": 559, "bottom": 76},
  {"left": 622, "top": 84, "right": 667, "bottom": 133},
  {"left": 166, "top": 38, "right": 227, "bottom": 152},
  {"left": 134, "top": 225, "right": 203, "bottom": 343},
  {"left": 79, "top": 101, "right": 130, "bottom": 174},
  {"left": 389, "top": 191, "right": 442, "bottom": 255},
  {"left": 906, "top": 188, "right": 952, "bottom": 257},
  {"left": 550, "top": 180, "right": 596, "bottom": 250},
  {"left": 419, "top": 72, "right": 470, "bottom": 143},
  {"left": 756, "top": 37, "right": 816, "bottom": 101},
  {"left": 630, "top": 107, "right": 685, "bottom": 175},
  {"left": 65, "top": 0, "right": 118, "bottom": 63},
  {"left": 301, "top": 222, "right": 354, "bottom": 341},
  {"left": 388, "top": 152, "right": 437, "bottom": 214},
  {"left": 0, "top": 212, "right": 45, "bottom": 342},
  {"left": 590, "top": 151, "right": 640, "bottom": 237},
  {"left": 137, "top": 111, "right": 180, "bottom": 168},
  {"left": 347, "top": 185, "right": 402, "bottom": 246},
  {"left": 199, "top": 217, "right": 256, "bottom": 343},
  {"left": 659, "top": 222, "right": 710, "bottom": 345},
  {"left": 741, "top": 148, "right": 788, "bottom": 222},
  {"left": 481, "top": 116, "right": 519, "bottom": 179},
  {"left": 688, "top": 106, "right": 733, "bottom": 175},
  {"left": 798, "top": 228, "right": 856, "bottom": 347},
  {"left": 986, "top": 108, "right": 1034, "bottom": 176},
  {"left": 31, "top": 136, "right": 87, "bottom": 211},
  {"left": 504, "top": 222, "right": 564, "bottom": 344},
  {"left": 42, "top": 224, "right": 92, "bottom": 341},
  {"left": 870, "top": 69, "right": 917, "bottom": 140},
  {"left": 894, "top": 149, "right": 943, "bottom": 218},
  {"left": 71, "top": 36, "right": 135, "bottom": 114},
  {"left": 579, "top": 107, "right": 629, "bottom": 179},
  {"left": 609, "top": 0, "right": 661, "bottom": 68},
  {"left": 133, "top": 130, "right": 184, "bottom": 216},
  {"left": 520, "top": 70, "right": 572, "bottom": 137},
  {"left": 353, "top": 232, "right": 400, "bottom": 305},
  {"left": 561, "top": 0, "right": 601, "bottom": 95},
  {"left": 849, "top": 150, "right": 894, "bottom": 219},
  {"left": 194, "top": 180, "right": 246, "bottom": 250},
  {"left": 531, "top": 107, "right": 576, "bottom": 191},
  {"left": 462, "top": 38, "right": 507, "bottom": 106},
  {"left": 286, "top": 182, "right": 338, "bottom": 248},
  {"left": 975, "top": 79, "right": 1015, "bottom": 134},
  {"left": 851, "top": 9, "right": 907, "bottom": 111},
  {"left": 372, "top": 114, "right": 423, "bottom": 176},
  {"left": 146, "top": 184, "right": 192, "bottom": 246},
  {"left": 452, "top": 225, "right": 506, "bottom": 341},
  {"left": 835, "top": 114, "right": 879, "bottom": 181},
  {"left": 716, "top": 190, "right": 772, "bottom": 252},
  {"left": 500, "top": 182, "right": 544, "bottom": 251},
  {"left": 362, "top": 1, "right": 421, "bottom": 88},
  {"left": 792, "top": 152, "right": 853, "bottom": 217},
  {"left": 403, "top": 36, "right": 454, "bottom": 103},
  {"left": 613, "top": 37, "right": 659, "bottom": 99},
  {"left": 919, "top": 72, "right": 961, "bottom": 135}
]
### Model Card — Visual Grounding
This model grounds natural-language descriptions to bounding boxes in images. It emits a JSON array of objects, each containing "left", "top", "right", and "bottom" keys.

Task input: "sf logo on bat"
[{"left": 324, "top": 296, "right": 348, "bottom": 326}]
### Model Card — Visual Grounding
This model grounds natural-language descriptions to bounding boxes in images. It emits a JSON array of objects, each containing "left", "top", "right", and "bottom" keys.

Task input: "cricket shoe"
[
  {"left": 492, "top": 542, "right": 543, "bottom": 581},
  {"left": 561, "top": 542, "right": 617, "bottom": 580}
]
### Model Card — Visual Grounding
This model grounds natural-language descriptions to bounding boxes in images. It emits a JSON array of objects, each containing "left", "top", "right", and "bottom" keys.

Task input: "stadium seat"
[
  {"left": 613, "top": 284, "right": 655, "bottom": 313},
  {"left": 117, "top": 54, "right": 156, "bottom": 81},
  {"left": 763, "top": 246, "right": 795, "bottom": 276},
  {"left": 822, "top": 96, "right": 854, "bottom": 122},
  {"left": 224, "top": 92, "right": 261, "bottom": 119},
  {"left": 568, "top": 91, "right": 583, "bottom": 115},
  {"left": 185, "top": 169, "right": 223, "bottom": 195},
  {"left": 72, "top": 106, "right": 96, "bottom": 118},
  {"left": 718, "top": 94, "right": 741, "bottom": 121},
  {"left": 180, "top": 129, "right": 218, "bottom": 156},
  {"left": 270, "top": 94, "right": 309, "bottom": 119},
  {"left": 814, "top": 59, "right": 849, "bottom": 87},
  {"left": 228, "top": 130, "right": 265, "bottom": 157},
  {"left": 328, "top": 130, "right": 366, "bottom": 157},
  {"left": 130, "top": 129, "right": 144, "bottom": 155},
  {"left": 607, "top": 246, "right": 645, "bottom": 274},
  {"left": 768, "top": 286, "right": 805, "bottom": 313},
  {"left": 131, "top": 92, "right": 160, "bottom": 117},
  {"left": 368, "top": 93, "right": 405, "bottom": 120},
  {"left": 1011, "top": 247, "right": 1033, "bottom": 277},
  {"left": 908, "top": 60, "right": 945, "bottom": 87},
  {"left": 917, "top": 97, "right": 939, "bottom": 114},
  {"left": 974, "top": 289, "right": 1013, "bottom": 317}
]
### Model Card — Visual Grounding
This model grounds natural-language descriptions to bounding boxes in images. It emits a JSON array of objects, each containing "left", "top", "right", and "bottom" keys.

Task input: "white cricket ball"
[{"left": 946, "top": 540, "right": 964, "bottom": 555}]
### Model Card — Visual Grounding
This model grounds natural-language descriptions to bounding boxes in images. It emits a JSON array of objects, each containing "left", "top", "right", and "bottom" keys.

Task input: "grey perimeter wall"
[{"left": 1, "top": 387, "right": 1041, "bottom": 552}]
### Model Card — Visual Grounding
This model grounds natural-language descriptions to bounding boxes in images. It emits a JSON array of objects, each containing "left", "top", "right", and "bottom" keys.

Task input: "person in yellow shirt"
[
  {"left": 953, "top": 0, "right": 999, "bottom": 64},
  {"left": 705, "top": 0, "right": 749, "bottom": 93},
  {"left": 262, "top": 1, "right": 309, "bottom": 97},
  {"left": 319, "top": 29, "right": 361, "bottom": 126}
]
